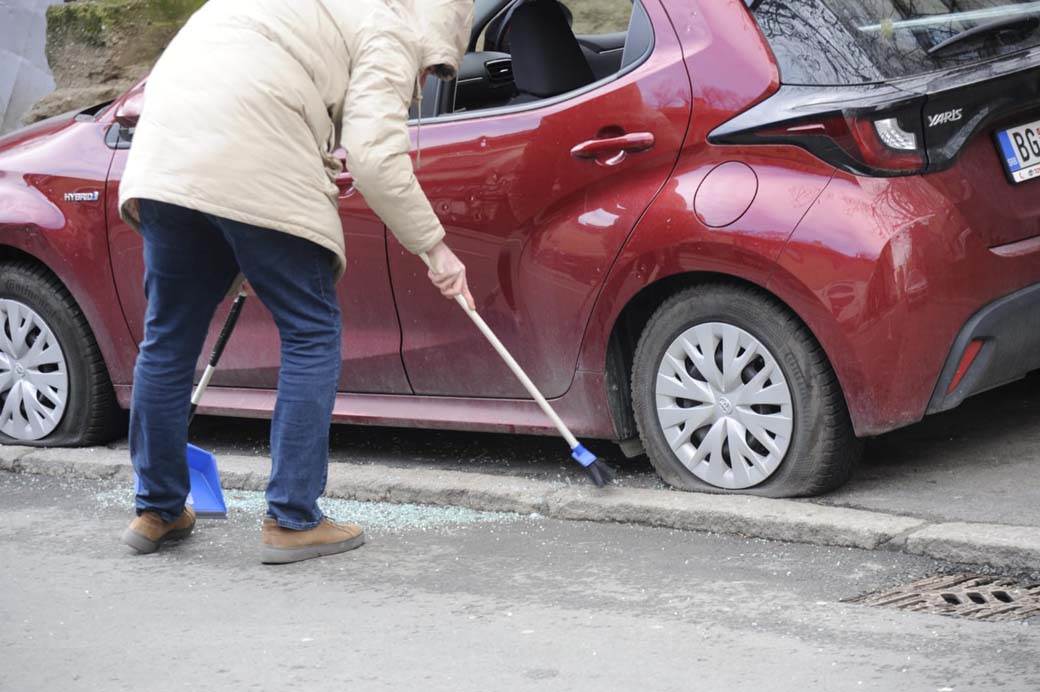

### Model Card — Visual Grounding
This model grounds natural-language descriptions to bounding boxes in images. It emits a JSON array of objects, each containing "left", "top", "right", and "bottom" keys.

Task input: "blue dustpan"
[
  {"left": 132, "top": 444, "right": 228, "bottom": 519},
  {"left": 184, "top": 443, "right": 228, "bottom": 517}
]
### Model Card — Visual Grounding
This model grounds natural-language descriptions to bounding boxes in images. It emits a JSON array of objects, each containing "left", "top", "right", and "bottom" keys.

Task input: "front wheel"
[
  {"left": 631, "top": 284, "right": 861, "bottom": 497},
  {"left": 0, "top": 262, "right": 122, "bottom": 446}
]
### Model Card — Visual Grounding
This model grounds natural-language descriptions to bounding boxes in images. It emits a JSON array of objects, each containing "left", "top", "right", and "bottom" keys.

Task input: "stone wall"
[{"left": 24, "top": 0, "right": 204, "bottom": 124}]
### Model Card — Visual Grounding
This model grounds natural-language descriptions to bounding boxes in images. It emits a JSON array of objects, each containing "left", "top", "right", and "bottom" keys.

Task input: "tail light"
[{"left": 712, "top": 101, "right": 928, "bottom": 176}]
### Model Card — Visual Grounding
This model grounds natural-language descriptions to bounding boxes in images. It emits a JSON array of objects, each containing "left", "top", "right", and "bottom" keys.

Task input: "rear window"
[
  {"left": 750, "top": 0, "right": 1040, "bottom": 85},
  {"left": 565, "top": 0, "right": 633, "bottom": 34}
]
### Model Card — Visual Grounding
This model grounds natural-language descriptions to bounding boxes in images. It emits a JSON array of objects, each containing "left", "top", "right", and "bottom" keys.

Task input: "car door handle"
[
  {"left": 570, "top": 132, "right": 655, "bottom": 166},
  {"left": 332, "top": 147, "right": 356, "bottom": 197},
  {"left": 335, "top": 170, "right": 355, "bottom": 196}
]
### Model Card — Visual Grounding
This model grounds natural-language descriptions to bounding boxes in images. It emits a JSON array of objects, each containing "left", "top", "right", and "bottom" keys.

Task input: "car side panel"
[
  {"left": 579, "top": 148, "right": 837, "bottom": 370},
  {"left": 578, "top": 0, "right": 797, "bottom": 372},
  {"left": 0, "top": 118, "right": 137, "bottom": 385},
  {"left": 387, "top": 0, "right": 692, "bottom": 399}
]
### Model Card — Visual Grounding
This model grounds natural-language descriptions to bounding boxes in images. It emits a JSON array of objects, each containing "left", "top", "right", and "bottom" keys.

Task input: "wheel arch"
[
  {"left": 0, "top": 240, "right": 135, "bottom": 388},
  {"left": 598, "top": 266, "right": 863, "bottom": 441}
]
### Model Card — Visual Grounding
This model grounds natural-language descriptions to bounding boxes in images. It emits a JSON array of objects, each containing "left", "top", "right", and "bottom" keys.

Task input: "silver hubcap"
[
  {"left": 655, "top": 322, "right": 793, "bottom": 489},
  {"left": 0, "top": 300, "right": 69, "bottom": 440}
]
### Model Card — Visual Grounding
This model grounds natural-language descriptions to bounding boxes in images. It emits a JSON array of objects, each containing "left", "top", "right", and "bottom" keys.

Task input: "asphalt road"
[
  {"left": 1, "top": 472, "right": 1037, "bottom": 692},
  {"left": 181, "top": 370, "right": 1040, "bottom": 527}
]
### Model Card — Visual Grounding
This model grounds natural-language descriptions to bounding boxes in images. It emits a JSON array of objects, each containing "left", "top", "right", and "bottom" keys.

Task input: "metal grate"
[{"left": 845, "top": 573, "right": 1040, "bottom": 622}]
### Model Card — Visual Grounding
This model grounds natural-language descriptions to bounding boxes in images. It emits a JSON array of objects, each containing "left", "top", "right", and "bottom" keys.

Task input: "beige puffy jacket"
[{"left": 118, "top": 0, "right": 474, "bottom": 280}]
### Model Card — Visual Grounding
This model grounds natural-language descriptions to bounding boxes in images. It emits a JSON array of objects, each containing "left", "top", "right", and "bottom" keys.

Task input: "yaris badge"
[{"left": 927, "top": 108, "right": 963, "bottom": 127}]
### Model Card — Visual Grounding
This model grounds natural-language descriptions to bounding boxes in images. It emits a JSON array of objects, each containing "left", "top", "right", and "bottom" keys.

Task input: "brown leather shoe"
[
  {"left": 260, "top": 517, "right": 365, "bottom": 564},
  {"left": 122, "top": 507, "right": 196, "bottom": 554}
]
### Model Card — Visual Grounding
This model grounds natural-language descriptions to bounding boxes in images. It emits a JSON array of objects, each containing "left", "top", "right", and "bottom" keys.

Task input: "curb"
[{"left": 2, "top": 445, "right": 1037, "bottom": 572}]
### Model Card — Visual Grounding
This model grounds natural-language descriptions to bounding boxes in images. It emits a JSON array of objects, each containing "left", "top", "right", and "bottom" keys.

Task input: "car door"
[
  {"left": 387, "top": 0, "right": 690, "bottom": 399},
  {"left": 104, "top": 129, "right": 411, "bottom": 394}
]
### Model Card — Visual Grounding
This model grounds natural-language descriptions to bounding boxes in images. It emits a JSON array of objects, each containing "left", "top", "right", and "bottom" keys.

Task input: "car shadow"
[
  {"left": 859, "top": 368, "right": 1040, "bottom": 471},
  {"left": 821, "top": 369, "right": 1040, "bottom": 525},
  {"left": 185, "top": 370, "right": 1039, "bottom": 509},
  {"left": 188, "top": 407, "right": 657, "bottom": 486}
]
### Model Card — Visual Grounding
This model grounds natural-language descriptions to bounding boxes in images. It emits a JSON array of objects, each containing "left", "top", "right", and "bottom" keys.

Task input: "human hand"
[
  {"left": 424, "top": 241, "right": 475, "bottom": 310},
  {"left": 231, "top": 276, "right": 254, "bottom": 297}
]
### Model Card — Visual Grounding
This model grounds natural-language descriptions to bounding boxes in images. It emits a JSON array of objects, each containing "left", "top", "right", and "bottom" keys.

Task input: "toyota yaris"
[{"left": 1, "top": 0, "right": 1038, "bottom": 497}]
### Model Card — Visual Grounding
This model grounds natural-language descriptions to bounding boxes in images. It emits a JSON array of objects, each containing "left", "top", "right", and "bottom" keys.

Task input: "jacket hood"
[{"left": 413, "top": 0, "right": 474, "bottom": 75}]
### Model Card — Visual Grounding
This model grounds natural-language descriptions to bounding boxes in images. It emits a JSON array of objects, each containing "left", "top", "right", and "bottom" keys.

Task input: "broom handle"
[
  {"left": 189, "top": 292, "right": 248, "bottom": 424},
  {"left": 420, "top": 253, "right": 580, "bottom": 450}
]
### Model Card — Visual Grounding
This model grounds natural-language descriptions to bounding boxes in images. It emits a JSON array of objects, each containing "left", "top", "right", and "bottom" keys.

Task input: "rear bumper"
[{"left": 927, "top": 282, "right": 1040, "bottom": 414}]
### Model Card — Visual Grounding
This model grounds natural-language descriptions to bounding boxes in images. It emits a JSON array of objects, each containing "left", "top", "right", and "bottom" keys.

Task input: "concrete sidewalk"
[
  {"left": 3, "top": 442, "right": 1039, "bottom": 575},
  {"left": 168, "top": 371, "right": 1040, "bottom": 530}
]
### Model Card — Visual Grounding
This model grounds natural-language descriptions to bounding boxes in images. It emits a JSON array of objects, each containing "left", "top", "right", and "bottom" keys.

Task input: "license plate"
[{"left": 996, "top": 118, "right": 1040, "bottom": 183}]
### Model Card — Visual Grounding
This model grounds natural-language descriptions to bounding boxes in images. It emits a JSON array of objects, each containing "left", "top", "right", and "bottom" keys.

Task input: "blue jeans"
[{"left": 131, "top": 199, "right": 341, "bottom": 530}]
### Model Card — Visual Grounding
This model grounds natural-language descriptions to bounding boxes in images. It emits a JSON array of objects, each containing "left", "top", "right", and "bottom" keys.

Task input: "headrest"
[{"left": 507, "top": 0, "right": 595, "bottom": 98}]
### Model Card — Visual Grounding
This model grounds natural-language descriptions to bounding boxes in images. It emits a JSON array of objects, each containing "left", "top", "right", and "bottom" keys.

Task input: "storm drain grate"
[{"left": 844, "top": 573, "right": 1040, "bottom": 622}]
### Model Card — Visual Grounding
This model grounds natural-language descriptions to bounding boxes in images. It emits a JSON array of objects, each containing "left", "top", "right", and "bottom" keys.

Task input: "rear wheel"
[
  {"left": 631, "top": 284, "right": 861, "bottom": 497},
  {"left": 0, "top": 262, "right": 122, "bottom": 446}
]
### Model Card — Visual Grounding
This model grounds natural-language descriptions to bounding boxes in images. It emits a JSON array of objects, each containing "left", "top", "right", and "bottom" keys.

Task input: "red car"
[{"left": 2, "top": 0, "right": 1039, "bottom": 497}]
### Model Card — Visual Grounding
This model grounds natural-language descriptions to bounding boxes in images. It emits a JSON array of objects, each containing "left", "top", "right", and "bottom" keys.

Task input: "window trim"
[{"left": 407, "top": 0, "right": 655, "bottom": 127}]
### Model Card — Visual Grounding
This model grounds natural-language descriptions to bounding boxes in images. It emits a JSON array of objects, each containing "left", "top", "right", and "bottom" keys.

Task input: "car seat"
[{"left": 506, "top": 0, "right": 596, "bottom": 103}]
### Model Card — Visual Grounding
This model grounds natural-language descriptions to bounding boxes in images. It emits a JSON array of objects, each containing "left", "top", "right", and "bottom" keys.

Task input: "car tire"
[
  {"left": 0, "top": 261, "right": 123, "bottom": 446},
  {"left": 631, "top": 284, "right": 861, "bottom": 497}
]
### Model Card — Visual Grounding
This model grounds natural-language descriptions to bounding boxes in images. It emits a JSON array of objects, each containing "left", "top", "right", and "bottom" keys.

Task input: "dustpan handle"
[{"left": 189, "top": 292, "right": 248, "bottom": 424}]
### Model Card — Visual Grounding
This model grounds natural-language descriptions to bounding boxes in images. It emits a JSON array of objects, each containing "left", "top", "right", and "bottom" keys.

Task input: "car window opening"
[{"left": 410, "top": 0, "right": 653, "bottom": 123}]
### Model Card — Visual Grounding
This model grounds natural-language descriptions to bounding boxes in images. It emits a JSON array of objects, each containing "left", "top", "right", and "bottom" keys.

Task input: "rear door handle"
[
  {"left": 335, "top": 171, "right": 355, "bottom": 196},
  {"left": 332, "top": 148, "right": 356, "bottom": 197},
  {"left": 571, "top": 132, "right": 655, "bottom": 166}
]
